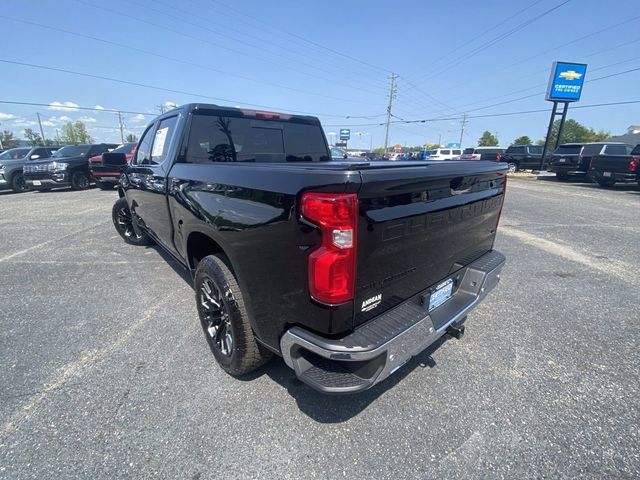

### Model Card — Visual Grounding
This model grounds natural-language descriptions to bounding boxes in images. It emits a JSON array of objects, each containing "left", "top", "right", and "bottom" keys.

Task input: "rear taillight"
[
  {"left": 629, "top": 157, "right": 639, "bottom": 173},
  {"left": 301, "top": 192, "right": 358, "bottom": 304},
  {"left": 496, "top": 153, "right": 502, "bottom": 161}
]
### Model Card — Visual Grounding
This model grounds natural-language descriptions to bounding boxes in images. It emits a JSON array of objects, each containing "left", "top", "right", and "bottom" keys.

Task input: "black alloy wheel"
[
  {"left": 111, "top": 198, "right": 153, "bottom": 246},
  {"left": 199, "top": 278, "right": 233, "bottom": 357}
]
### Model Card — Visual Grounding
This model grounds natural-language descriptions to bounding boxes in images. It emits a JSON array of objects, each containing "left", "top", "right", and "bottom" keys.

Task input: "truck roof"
[{"left": 175, "top": 103, "right": 321, "bottom": 124}]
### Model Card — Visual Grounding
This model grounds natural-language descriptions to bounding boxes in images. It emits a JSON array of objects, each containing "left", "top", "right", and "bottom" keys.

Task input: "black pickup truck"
[
  {"left": 588, "top": 143, "right": 639, "bottom": 187},
  {"left": 109, "top": 103, "right": 507, "bottom": 393}
]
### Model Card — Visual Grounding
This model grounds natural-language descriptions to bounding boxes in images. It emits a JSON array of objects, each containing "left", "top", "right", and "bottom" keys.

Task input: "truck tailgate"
[{"left": 354, "top": 161, "right": 506, "bottom": 326}]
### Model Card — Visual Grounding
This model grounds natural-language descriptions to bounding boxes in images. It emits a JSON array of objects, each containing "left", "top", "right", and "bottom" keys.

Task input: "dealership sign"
[
  {"left": 339, "top": 129, "right": 351, "bottom": 140},
  {"left": 546, "top": 62, "right": 587, "bottom": 102}
]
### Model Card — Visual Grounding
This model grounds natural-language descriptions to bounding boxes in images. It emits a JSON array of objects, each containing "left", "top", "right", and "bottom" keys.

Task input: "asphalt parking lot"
[{"left": 1, "top": 178, "right": 638, "bottom": 479}]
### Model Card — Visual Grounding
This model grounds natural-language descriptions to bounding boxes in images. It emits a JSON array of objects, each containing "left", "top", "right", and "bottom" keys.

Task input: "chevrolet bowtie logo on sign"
[
  {"left": 546, "top": 61, "right": 587, "bottom": 102},
  {"left": 559, "top": 70, "right": 583, "bottom": 81}
]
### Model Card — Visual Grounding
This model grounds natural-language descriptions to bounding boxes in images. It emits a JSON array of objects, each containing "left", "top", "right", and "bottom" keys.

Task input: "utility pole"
[
  {"left": 438, "top": 133, "right": 442, "bottom": 147},
  {"left": 117, "top": 111, "right": 125, "bottom": 143},
  {"left": 158, "top": 104, "right": 165, "bottom": 114},
  {"left": 36, "top": 113, "right": 46, "bottom": 145},
  {"left": 459, "top": 113, "right": 468, "bottom": 147},
  {"left": 383, "top": 73, "right": 398, "bottom": 154},
  {"left": 55, "top": 129, "right": 61, "bottom": 146}
]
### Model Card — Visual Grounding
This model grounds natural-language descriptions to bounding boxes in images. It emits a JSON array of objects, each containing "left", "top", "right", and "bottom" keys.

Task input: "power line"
[
  {"left": 0, "top": 15, "right": 383, "bottom": 105},
  {"left": 404, "top": 12, "right": 640, "bottom": 118},
  {"left": 412, "top": 0, "right": 572, "bottom": 85},
  {"left": 129, "top": 0, "right": 391, "bottom": 91},
  {"left": 0, "top": 59, "right": 377, "bottom": 118},
  {"left": 410, "top": 0, "right": 545, "bottom": 79},
  {"left": 72, "top": 0, "right": 389, "bottom": 98},
  {"left": 208, "top": 0, "right": 393, "bottom": 75},
  {"left": 323, "top": 99, "right": 640, "bottom": 127}
]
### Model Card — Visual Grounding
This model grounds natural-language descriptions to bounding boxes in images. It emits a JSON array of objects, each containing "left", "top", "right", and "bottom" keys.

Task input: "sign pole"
[
  {"left": 538, "top": 101, "right": 558, "bottom": 172},
  {"left": 554, "top": 102, "right": 570, "bottom": 150}
]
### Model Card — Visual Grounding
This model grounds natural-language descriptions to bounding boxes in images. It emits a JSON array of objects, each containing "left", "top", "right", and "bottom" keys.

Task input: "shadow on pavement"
[
  {"left": 149, "top": 244, "right": 193, "bottom": 287},
  {"left": 241, "top": 335, "right": 451, "bottom": 423}
]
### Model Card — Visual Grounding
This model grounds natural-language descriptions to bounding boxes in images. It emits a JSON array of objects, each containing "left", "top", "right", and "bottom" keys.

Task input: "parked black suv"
[
  {"left": 500, "top": 144, "right": 545, "bottom": 172},
  {"left": 24, "top": 143, "right": 118, "bottom": 190},
  {"left": 548, "top": 143, "right": 585, "bottom": 180}
]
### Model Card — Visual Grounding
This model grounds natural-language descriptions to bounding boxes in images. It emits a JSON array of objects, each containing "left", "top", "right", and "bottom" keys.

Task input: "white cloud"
[
  {"left": 48, "top": 101, "right": 80, "bottom": 111},
  {"left": 11, "top": 119, "right": 37, "bottom": 127},
  {"left": 94, "top": 105, "right": 105, "bottom": 110},
  {"left": 40, "top": 116, "right": 73, "bottom": 127},
  {"left": 0, "top": 112, "right": 17, "bottom": 121},
  {"left": 78, "top": 116, "right": 97, "bottom": 123},
  {"left": 163, "top": 101, "right": 177, "bottom": 110},
  {"left": 131, "top": 114, "right": 147, "bottom": 123}
]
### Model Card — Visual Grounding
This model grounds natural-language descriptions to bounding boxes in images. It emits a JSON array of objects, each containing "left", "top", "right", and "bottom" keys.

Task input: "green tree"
[
  {"left": 59, "top": 121, "right": 93, "bottom": 144},
  {"left": 125, "top": 133, "right": 138, "bottom": 143},
  {"left": 513, "top": 135, "right": 532, "bottom": 145},
  {"left": 24, "top": 128, "right": 43, "bottom": 146},
  {"left": 538, "top": 119, "right": 610, "bottom": 146},
  {"left": 1, "top": 130, "right": 20, "bottom": 149},
  {"left": 478, "top": 131, "right": 498, "bottom": 146}
]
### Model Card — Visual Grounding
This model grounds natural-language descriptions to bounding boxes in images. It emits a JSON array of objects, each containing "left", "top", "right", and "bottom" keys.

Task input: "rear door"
[
  {"left": 126, "top": 115, "right": 180, "bottom": 253},
  {"left": 353, "top": 162, "right": 506, "bottom": 326}
]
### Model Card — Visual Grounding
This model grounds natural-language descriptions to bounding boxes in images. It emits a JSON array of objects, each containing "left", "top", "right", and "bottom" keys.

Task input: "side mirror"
[
  {"left": 30, "top": 155, "right": 40, "bottom": 160},
  {"left": 343, "top": 153, "right": 348, "bottom": 159},
  {"left": 102, "top": 152, "right": 127, "bottom": 167}
]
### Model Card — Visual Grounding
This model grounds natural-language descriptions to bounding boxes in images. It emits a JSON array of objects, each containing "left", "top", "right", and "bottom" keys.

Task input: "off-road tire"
[{"left": 195, "top": 255, "right": 272, "bottom": 375}]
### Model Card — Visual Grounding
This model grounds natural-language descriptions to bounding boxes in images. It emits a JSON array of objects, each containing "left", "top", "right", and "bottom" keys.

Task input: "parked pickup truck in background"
[
  {"left": 109, "top": 103, "right": 507, "bottom": 394},
  {"left": 89, "top": 142, "right": 136, "bottom": 190},
  {"left": 589, "top": 143, "right": 639, "bottom": 188},
  {"left": 499, "top": 144, "right": 545, "bottom": 172},
  {"left": 0, "top": 146, "right": 58, "bottom": 192},
  {"left": 24, "top": 143, "right": 118, "bottom": 191}
]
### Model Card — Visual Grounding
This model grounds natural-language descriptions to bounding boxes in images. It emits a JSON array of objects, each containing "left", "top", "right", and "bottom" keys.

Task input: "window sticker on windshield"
[{"left": 152, "top": 127, "right": 169, "bottom": 157}]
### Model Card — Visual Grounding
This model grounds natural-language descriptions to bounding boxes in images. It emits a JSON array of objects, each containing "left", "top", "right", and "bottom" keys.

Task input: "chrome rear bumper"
[{"left": 280, "top": 250, "right": 505, "bottom": 394}]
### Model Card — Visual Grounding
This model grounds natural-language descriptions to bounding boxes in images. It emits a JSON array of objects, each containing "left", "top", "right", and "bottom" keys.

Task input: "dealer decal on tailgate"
[{"left": 361, "top": 294, "right": 382, "bottom": 312}]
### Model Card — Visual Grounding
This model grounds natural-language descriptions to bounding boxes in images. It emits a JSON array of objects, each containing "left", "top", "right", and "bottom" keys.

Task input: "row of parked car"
[
  {"left": 2, "top": 139, "right": 638, "bottom": 195},
  {"left": 0, "top": 143, "right": 136, "bottom": 193},
  {"left": 427, "top": 142, "right": 640, "bottom": 188}
]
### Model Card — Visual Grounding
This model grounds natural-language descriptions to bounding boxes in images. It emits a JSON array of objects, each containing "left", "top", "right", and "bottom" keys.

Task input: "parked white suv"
[{"left": 428, "top": 148, "right": 462, "bottom": 161}]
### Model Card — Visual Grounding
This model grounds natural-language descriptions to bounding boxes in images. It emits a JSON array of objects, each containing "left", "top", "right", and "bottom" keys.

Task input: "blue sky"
[{"left": 1, "top": 0, "right": 639, "bottom": 148}]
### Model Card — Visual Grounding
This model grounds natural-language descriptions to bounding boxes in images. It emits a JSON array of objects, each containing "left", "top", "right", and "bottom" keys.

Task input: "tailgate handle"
[{"left": 450, "top": 177, "right": 474, "bottom": 195}]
